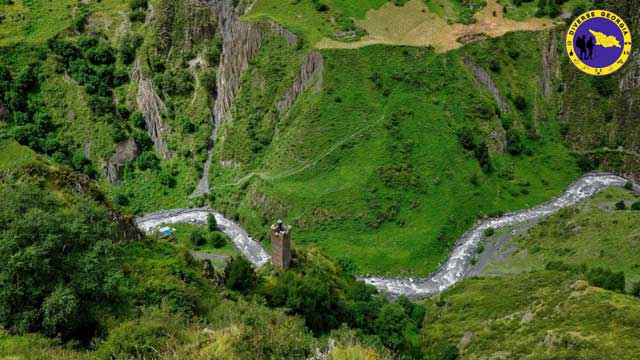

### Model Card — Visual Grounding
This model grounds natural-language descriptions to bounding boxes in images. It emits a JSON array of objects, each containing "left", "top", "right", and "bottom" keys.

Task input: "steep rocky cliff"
[
  {"left": 463, "top": 57, "right": 511, "bottom": 114},
  {"left": 214, "top": 2, "right": 263, "bottom": 124},
  {"left": 541, "top": 30, "right": 559, "bottom": 99},
  {"left": 269, "top": 20, "right": 298, "bottom": 47},
  {"left": 277, "top": 51, "right": 323, "bottom": 114},
  {"left": 132, "top": 59, "right": 173, "bottom": 160},
  {"left": 182, "top": 0, "right": 218, "bottom": 50},
  {"left": 103, "top": 138, "right": 140, "bottom": 185}
]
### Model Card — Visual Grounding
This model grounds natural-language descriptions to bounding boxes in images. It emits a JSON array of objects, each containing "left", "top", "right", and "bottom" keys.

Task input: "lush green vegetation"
[
  {"left": 422, "top": 271, "right": 640, "bottom": 359},
  {"left": 244, "top": 0, "right": 389, "bottom": 43},
  {"left": 211, "top": 30, "right": 579, "bottom": 276},
  {"left": 0, "top": 164, "right": 393, "bottom": 359}
]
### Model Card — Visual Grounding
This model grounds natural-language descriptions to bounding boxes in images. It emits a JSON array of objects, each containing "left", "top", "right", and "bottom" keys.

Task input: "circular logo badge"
[{"left": 566, "top": 10, "right": 632, "bottom": 76}]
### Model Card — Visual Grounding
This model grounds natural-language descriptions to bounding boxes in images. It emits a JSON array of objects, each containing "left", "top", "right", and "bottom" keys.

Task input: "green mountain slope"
[
  {"left": 479, "top": 187, "right": 640, "bottom": 288},
  {"left": 210, "top": 31, "right": 579, "bottom": 276},
  {"left": 422, "top": 271, "right": 640, "bottom": 359}
]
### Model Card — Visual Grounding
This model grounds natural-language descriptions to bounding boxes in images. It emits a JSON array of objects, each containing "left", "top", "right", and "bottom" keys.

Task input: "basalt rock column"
[{"left": 270, "top": 220, "right": 291, "bottom": 270}]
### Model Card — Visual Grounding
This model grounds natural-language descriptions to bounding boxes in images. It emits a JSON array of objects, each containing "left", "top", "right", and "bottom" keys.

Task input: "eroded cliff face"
[
  {"left": 132, "top": 59, "right": 172, "bottom": 160},
  {"left": 277, "top": 51, "right": 323, "bottom": 114},
  {"left": 214, "top": 2, "right": 263, "bottom": 125},
  {"left": 103, "top": 138, "right": 140, "bottom": 185},
  {"left": 183, "top": 0, "right": 218, "bottom": 50},
  {"left": 269, "top": 20, "right": 298, "bottom": 47},
  {"left": 541, "top": 30, "right": 559, "bottom": 99},
  {"left": 463, "top": 57, "right": 511, "bottom": 114}
]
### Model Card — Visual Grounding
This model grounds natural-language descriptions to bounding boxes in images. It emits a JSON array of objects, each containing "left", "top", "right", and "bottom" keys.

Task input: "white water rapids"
[{"left": 135, "top": 172, "right": 632, "bottom": 297}]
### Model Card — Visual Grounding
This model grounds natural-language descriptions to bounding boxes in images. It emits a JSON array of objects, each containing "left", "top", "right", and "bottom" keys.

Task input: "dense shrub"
[
  {"left": 615, "top": 200, "right": 627, "bottom": 210},
  {"left": 0, "top": 183, "right": 121, "bottom": 340},
  {"left": 129, "top": 9, "right": 146, "bottom": 22},
  {"left": 587, "top": 268, "right": 625, "bottom": 293},
  {"left": 474, "top": 142, "right": 492, "bottom": 173},
  {"left": 200, "top": 68, "right": 217, "bottom": 92},
  {"left": 210, "top": 232, "right": 226, "bottom": 248},
  {"left": 190, "top": 230, "right": 205, "bottom": 246},
  {"left": 513, "top": 95, "right": 527, "bottom": 111},
  {"left": 118, "top": 33, "right": 144, "bottom": 64},
  {"left": 207, "top": 213, "right": 217, "bottom": 232},
  {"left": 129, "top": 0, "right": 148, "bottom": 10},
  {"left": 506, "top": 129, "right": 524, "bottom": 155},
  {"left": 225, "top": 257, "right": 257, "bottom": 293},
  {"left": 136, "top": 151, "right": 160, "bottom": 171},
  {"left": 457, "top": 127, "right": 475, "bottom": 150}
]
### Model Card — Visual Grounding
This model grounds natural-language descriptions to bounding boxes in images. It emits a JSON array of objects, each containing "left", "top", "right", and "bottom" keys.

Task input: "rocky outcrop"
[
  {"left": 214, "top": 3, "right": 262, "bottom": 124},
  {"left": 0, "top": 102, "right": 8, "bottom": 121},
  {"left": 541, "top": 31, "right": 559, "bottom": 99},
  {"left": 103, "top": 138, "right": 140, "bottom": 184},
  {"left": 132, "top": 59, "right": 172, "bottom": 159},
  {"left": 463, "top": 57, "right": 510, "bottom": 114},
  {"left": 277, "top": 51, "right": 323, "bottom": 114},
  {"left": 269, "top": 20, "right": 298, "bottom": 47},
  {"left": 619, "top": 55, "right": 640, "bottom": 92},
  {"left": 183, "top": 0, "right": 218, "bottom": 50},
  {"left": 29, "top": 163, "right": 145, "bottom": 242},
  {"left": 489, "top": 129, "right": 506, "bottom": 154}
]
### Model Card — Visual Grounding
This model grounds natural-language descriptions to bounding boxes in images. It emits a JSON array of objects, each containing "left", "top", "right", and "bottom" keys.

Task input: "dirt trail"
[{"left": 316, "top": 0, "right": 554, "bottom": 52}]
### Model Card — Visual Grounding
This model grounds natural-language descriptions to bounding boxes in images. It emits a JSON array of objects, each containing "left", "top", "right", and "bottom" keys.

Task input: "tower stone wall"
[{"left": 270, "top": 220, "right": 291, "bottom": 270}]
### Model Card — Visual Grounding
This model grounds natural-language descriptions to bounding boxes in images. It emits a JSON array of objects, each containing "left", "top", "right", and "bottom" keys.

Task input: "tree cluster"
[{"left": 0, "top": 183, "right": 122, "bottom": 342}]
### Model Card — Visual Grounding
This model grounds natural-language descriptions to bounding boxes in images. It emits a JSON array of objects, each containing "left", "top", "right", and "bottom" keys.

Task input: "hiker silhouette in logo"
[
  {"left": 576, "top": 35, "right": 587, "bottom": 59},
  {"left": 586, "top": 36, "right": 594, "bottom": 60}
]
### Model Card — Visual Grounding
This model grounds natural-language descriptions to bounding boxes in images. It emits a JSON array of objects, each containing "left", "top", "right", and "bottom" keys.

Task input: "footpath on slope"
[{"left": 135, "top": 172, "right": 635, "bottom": 297}]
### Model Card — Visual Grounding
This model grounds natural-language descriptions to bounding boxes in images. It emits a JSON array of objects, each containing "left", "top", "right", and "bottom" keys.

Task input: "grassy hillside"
[
  {"left": 211, "top": 30, "right": 579, "bottom": 276},
  {"left": 422, "top": 271, "right": 640, "bottom": 359},
  {"left": 481, "top": 187, "right": 640, "bottom": 288}
]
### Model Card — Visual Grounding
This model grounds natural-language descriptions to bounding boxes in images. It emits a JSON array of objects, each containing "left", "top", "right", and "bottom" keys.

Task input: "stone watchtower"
[{"left": 270, "top": 220, "right": 291, "bottom": 270}]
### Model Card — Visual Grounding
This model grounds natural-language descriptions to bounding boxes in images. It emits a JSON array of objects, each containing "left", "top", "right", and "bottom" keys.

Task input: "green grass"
[
  {"left": 424, "top": 0, "right": 487, "bottom": 24},
  {"left": 0, "top": 0, "right": 129, "bottom": 46},
  {"left": 244, "top": 0, "right": 388, "bottom": 44},
  {"left": 0, "top": 139, "right": 36, "bottom": 169},
  {"left": 210, "top": 30, "right": 579, "bottom": 277},
  {"left": 422, "top": 271, "right": 640, "bottom": 358},
  {"left": 483, "top": 187, "right": 640, "bottom": 287},
  {"left": 170, "top": 223, "right": 238, "bottom": 258}
]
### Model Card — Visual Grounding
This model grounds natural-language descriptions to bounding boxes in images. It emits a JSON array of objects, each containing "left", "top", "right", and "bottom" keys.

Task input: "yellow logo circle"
[{"left": 566, "top": 10, "right": 632, "bottom": 76}]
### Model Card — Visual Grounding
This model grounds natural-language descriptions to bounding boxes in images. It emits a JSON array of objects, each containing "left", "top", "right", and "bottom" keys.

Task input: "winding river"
[{"left": 135, "top": 172, "right": 632, "bottom": 297}]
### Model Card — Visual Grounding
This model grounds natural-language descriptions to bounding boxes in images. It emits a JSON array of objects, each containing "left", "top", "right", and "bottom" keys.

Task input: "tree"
[
  {"left": 190, "top": 230, "right": 205, "bottom": 246},
  {"left": 513, "top": 95, "right": 527, "bottom": 111},
  {"left": 207, "top": 213, "right": 217, "bottom": 232},
  {"left": 0, "top": 183, "right": 121, "bottom": 340},
  {"left": 474, "top": 142, "right": 492, "bottom": 173},
  {"left": 631, "top": 201, "right": 640, "bottom": 211},
  {"left": 438, "top": 345, "right": 460, "bottom": 360},
  {"left": 225, "top": 257, "right": 257, "bottom": 293},
  {"left": 506, "top": 129, "right": 524, "bottom": 155},
  {"left": 615, "top": 200, "right": 627, "bottom": 210},
  {"left": 209, "top": 232, "right": 226, "bottom": 248},
  {"left": 374, "top": 302, "right": 410, "bottom": 349},
  {"left": 118, "top": 33, "right": 143, "bottom": 65},
  {"left": 136, "top": 151, "right": 160, "bottom": 171},
  {"left": 457, "top": 127, "right": 475, "bottom": 150}
]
